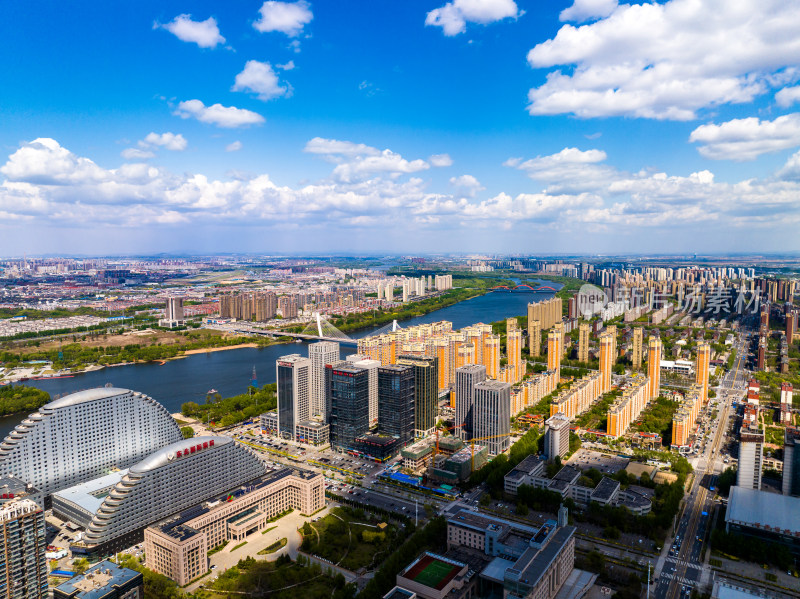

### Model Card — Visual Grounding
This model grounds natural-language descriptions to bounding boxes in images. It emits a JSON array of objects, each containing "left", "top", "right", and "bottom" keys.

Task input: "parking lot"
[{"left": 566, "top": 448, "right": 629, "bottom": 474}]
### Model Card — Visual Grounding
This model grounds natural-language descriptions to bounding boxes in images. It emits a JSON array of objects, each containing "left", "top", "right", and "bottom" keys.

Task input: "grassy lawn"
[
  {"left": 258, "top": 538, "right": 287, "bottom": 555},
  {"left": 207, "top": 556, "right": 346, "bottom": 597},
  {"left": 629, "top": 396, "right": 679, "bottom": 446},
  {"left": 300, "top": 506, "right": 402, "bottom": 572},
  {"left": 576, "top": 390, "right": 621, "bottom": 431}
]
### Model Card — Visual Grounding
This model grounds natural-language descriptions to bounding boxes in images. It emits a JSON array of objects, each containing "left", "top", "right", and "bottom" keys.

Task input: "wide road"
[{"left": 654, "top": 336, "right": 748, "bottom": 599}]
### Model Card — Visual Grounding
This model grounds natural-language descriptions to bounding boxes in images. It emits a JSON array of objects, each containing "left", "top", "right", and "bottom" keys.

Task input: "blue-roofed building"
[{"left": 53, "top": 560, "right": 142, "bottom": 599}]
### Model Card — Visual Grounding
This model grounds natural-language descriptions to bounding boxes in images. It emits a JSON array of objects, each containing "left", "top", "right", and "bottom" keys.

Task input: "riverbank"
[{"left": 183, "top": 342, "right": 259, "bottom": 355}]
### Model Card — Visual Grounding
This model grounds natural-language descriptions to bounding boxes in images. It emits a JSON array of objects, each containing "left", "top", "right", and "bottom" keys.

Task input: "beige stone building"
[{"left": 144, "top": 467, "right": 324, "bottom": 584}]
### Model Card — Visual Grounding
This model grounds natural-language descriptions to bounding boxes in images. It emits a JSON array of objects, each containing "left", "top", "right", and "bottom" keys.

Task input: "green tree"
[{"left": 180, "top": 426, "right": 194, "bottom": 439}]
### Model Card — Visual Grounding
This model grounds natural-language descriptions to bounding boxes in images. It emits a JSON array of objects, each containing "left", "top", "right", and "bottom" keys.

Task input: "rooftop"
[
  {"left": 129, "top": 436, "right": 231, "bottom": 474},
  {"left": 590, "top": 477, "right": 620, "bottom": 502},
  {"left": 44, "top": 387, "right": 132, "bottom": 411},
  {"left": 726, "top": 487, "right": 800, "bottom": 537},
  {"left": 53, "top": 470, "right": 128, "bottom": 516},
  {"left": 54, "top": 560, "right": 141, "bottom": 599}
]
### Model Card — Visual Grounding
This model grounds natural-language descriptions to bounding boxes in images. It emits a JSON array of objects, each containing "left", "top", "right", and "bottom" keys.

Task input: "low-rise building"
[
  {"left": 504, "top": 456, "right": 544, "bottom": 496},
  {"left": 394, "top": 552, "right": 475, "bottom": 599},
  {"left": 446, "top": 508, "right": 575, "bottom": 599},
  {"left": 53, "top": 560, "right": 143, "bottom": 599},
  {"left": 144, "top": 467, "right": 324, "bottom": 583},
  {"left": 504, "top": 465, "right": 651, "bottom": 515},
  {"left": 726, "top": 486, "right": 800, "bottom": 555}
]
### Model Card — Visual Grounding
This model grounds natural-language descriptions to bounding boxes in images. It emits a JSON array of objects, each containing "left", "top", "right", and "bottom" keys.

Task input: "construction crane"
[
  {"left": 468, "top": 434, "right": 513, "bottom": 472},
  {"left": 429, "top": 422, "right": 465, "bottom": 469}
]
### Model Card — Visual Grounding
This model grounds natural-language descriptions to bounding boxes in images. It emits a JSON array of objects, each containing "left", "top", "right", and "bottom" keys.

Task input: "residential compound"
[
  {"left": 144, "top": 467, "right": 323, "bottom": 585},
  {"left": 0, "top": 496, "right": 47, "bottom": 599},
  {"left": 606, "top": 376, "right": 651, "bottom": 438},
  {"left": 0, "top": 387, "right": 182, "bottom": 499}
]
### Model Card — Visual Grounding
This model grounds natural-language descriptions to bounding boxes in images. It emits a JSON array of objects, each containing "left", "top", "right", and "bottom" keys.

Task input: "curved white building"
[
  {"left": 0, "top": 387, "right": 182, "bottom": 498},
  {"left": 80, "top": 435, "right": 265, "bottom": 554}
]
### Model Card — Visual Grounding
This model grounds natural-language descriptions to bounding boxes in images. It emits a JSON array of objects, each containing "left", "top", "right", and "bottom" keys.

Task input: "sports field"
[{"left": 405, "top": 553, "right": 460, "bottom": 590}]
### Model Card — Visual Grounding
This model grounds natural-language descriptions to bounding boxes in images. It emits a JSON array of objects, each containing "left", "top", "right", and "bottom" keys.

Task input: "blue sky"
[{"left": 2, "top": 0, "right": 800, "bottom": 256}]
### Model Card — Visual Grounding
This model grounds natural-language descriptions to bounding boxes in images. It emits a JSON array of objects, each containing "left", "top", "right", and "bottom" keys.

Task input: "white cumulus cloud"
[
  {"left": 527, "top": 0, "right": 800, "bottom": 120},
  {"left": 254, "top": 1, "right": 313, "bottom": 37},
  {"left": 776, "top": 86, "right": 800, "bottom": 108},
  {"left": 559, "top": 0, "right": 617, "bottom": 22},
  {"left": 232, "top": 60, "right": 290, "bottom": 101},
  {"left": 426, "top": 0, "right": 519, "bottom": 36},
  {"left": 304, "top": 137, "right": 381, "bottom": 158},
  {"left": 158, "top": 14, "right": 225, "bottom": 48},
  {"left": 226, "top": 141, "right": 243, "bottom": 152},
  {"left": 689, "top": 114, "right": 800, "bottom": 161},
  {"left": 429, "top": 154, "right": 453, "bottom": 167},
  {"left": 174, "top": 100, "right": 265, "bottom": 128},
  {"left": 121, "top": 148, "right": 156, "bottom": 161},
  {"left": 142, "top": 132, "right": 188, "bottom": 151}
]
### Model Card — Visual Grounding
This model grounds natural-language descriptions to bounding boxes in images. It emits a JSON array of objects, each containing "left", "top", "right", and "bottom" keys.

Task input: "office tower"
[
  {"left": 81, "top": 437, "right": 265, "bottom": 554},
  {"left": 349, "top": 357, "right": 381, "bottom": 426},
  {"left": 484, "top": 335, "right": 501, "bottom": 379},
  {"left": 578, "top": 323, "right": 590, "bottom": 363},
  {"left": 276, "top": 354, "right": 311, "bottom": 441},
  {"left": 473, "top": 380, "right": 511, "bottom": 456},
  {"left": 607, "top": 325, "right": 617, "bottom": 360},
  {"left": 0, "top": 497, "right": 47, "bottom": 599},
  {"left": 781, "top": 384, "right": 794, "bottom": 425},
  {"left": 738, "top": 429, "right": 764, "bottom": 490},
  {"left": 0, "top": 388, "right": 182, "bottom": 499},
  {"left": 455, "top": 364, "right": 487, "bottom": 440},
  {"left": 166, "top": 296, "right": 183, "bottom": 320},
  {"left": 328, "top": 365, "right": 370, "bottom": 450},
  {"left": 547, "top": 329, "right": 561, "bottom": 380},
  {"left": 647, "top": 336, "right": 662, "bottom": 400},
  {"left": 782, "top": 427, "right": 800, "bottom": 496},
  {"left": 544, "top": 413, "right": 571, "bottom": 460},
  {"left": 378, "top": 365, "right": 415, "bottom": 448},
  {"left": 396, "top": 355, "right": 438, "bottom": 437},
  {"left": 696, "top": 342, "right": 711, "bottom": 405},
  {"left": 160, "top": 296, "right": 185, "bottom": 327},
  {"left": 309, "top": 342, "right": 340, "bottom": 420},
  {"left": 632, "top": 327, "right": 643, "bottom": 369},
  {"left": 507, "top": 330, "right": 522, "bottom": 383},
  {"left": 599, "top": 332, "right": 613, "bottom": 393}
]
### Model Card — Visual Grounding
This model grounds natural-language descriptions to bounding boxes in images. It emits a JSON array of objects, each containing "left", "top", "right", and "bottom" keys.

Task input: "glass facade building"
[
  {"left": 377, "top": 365, "right": 415, "bottom": 448},
  {"left": 328, "top": 365, "right": 370, "bottom": 450}
]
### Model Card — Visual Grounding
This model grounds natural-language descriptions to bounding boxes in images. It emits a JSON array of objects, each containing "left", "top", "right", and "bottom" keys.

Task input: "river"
[{"left": 0, "top": 281, "right": 559, "bottom": 437}]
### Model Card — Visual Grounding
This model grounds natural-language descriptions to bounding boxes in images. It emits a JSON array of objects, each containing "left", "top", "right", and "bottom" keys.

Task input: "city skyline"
[{"left": 3, "top": 0, "right": 800, "bottom": 255}]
